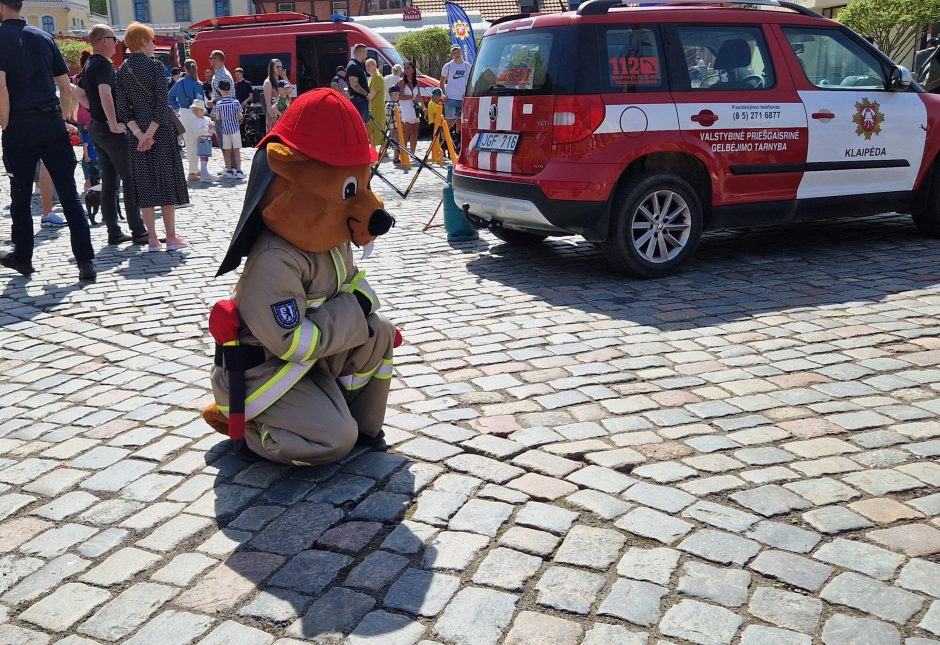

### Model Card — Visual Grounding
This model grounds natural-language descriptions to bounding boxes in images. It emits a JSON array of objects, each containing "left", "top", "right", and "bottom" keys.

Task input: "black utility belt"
[
  {"left": 11, "top": 105, "right": 61, "bottom": 115},
  {"left": 214, "top": 344, "right": 266, "bottom": 370}
]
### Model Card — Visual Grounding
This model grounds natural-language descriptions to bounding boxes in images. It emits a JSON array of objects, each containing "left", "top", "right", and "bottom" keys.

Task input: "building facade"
[
  {"left": 22, "top": 0, "right": 93, "bottom": 34},
  {"left": 106, "top": 0, "right": 255, "bottom": 29}
]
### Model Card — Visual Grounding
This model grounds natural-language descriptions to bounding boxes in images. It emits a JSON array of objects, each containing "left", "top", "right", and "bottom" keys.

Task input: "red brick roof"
[{"left": 413, "top": 0, "right": 527, "bottom": 23}]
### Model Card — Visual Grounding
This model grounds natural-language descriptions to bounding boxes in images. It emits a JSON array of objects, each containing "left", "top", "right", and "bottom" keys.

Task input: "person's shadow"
[{"left": 196, "top": 439, "right": 435, "bottom": 641}]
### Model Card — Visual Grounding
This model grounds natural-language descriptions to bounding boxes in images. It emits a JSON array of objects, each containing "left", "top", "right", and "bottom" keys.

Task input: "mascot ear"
[{"left": 267, "top": 143, "right": 311, "bottom": 182}]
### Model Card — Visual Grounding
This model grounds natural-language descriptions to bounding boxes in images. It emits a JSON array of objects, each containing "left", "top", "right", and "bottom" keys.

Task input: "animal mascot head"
[
  {"left": 217, "top": 88, "right": 394, "bottom": 276},
  {"left": 203, "top": 88, "right": 396, "bottom": 445}
]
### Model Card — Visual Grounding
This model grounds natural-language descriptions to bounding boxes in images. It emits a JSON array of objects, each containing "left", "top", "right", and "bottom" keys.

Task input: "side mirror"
[{"left": 890, "top": 65, "right": 912, "bottom": 90}]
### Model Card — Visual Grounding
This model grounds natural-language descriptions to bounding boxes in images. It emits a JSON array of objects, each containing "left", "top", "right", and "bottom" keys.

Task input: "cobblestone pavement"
[{"left": 1, "top": 144, "right": 939, "bottom": 645}]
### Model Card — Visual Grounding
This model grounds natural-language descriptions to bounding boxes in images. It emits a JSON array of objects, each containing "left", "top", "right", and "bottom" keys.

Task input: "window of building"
[
  {"left": 41, "top": 15, "right": 55, "bottom": 33},
  {"left": 134, "top": 0, "right": 150, "bottom": 22},
  {"left": 276, "top": 1, "right": 295, "bottom": 11},
  {"left": 821, "top": 5, "right": 846, "bottom": 19},
  {"left": 215, "top": 0, "right": 231, "bottom": 16},
  {"left": 367, "top": 0, "right": 408, "bottom": 10},
  {"left": 174, "top": 0, "right": 191, "bottom": 22}
]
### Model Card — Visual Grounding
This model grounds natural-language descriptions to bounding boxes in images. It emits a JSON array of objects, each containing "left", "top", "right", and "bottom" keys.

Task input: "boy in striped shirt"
[{"left": 214, "top": 80, "right": 245, "bottom": 178}]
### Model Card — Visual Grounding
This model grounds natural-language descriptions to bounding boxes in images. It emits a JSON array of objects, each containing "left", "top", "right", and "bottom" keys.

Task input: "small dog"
[{"left": 84, "top": 183, "right": 101, "bottom": 225}]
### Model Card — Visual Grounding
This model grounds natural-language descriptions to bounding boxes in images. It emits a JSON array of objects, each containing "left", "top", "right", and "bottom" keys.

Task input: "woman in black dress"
[{"left": 114, "top": 22, "right": 189, "bottom": 252}]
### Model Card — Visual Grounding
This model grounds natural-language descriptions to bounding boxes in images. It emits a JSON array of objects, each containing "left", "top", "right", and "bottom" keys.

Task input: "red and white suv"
[{"left": 453, "top": 0, "right": 940, "bottom": 277}]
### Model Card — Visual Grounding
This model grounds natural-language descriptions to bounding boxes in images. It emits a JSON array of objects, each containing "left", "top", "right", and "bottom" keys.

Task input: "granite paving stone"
[
  {"left": 821, "top": 613, "right": 901, "bottom": 645},
  {"left": 514, "top": 501, "right": 578, "bottom": 534},
  {"left": 814, "top": 538, "right": 906, "bottom": 580},
  {"left": 267, "top": 550, "right": 351, "bottom": 595},
  {"left": 740, "top": 625, "right": 811, "bottom": 645},
  {"left": 470, "top": 547, "right": 542, "bottom": 591},
  {"left": 803, "top": 506, "right": 875, "bottom": 534},
  {"left": 581, "top": 623, "right": 649, "bottom": 645},
  {"left": 447, "top": 499, "right": 513, "bottom": 536},
  {"left": 682, "top": 501, "right": 760, "bottom": 533},
  {"left": 747, "top": 587, "right": 823, "bottom": 633},
  {"left": 615, "top": 507, "right": 695, "bottom": 544},
  {"left": 677, "top": 560, "right": 751, "bottom": 607},
  {"left": 749, "top": 550, "right": 834, "bottom": 591},
  {"left": 745, "top": 520, "right": 821, "bottom": 553},
  {"left": 17, "top": 583, "right": 111, "bottom": 632},
  {"left": 433, "top": 587, "right": 517, "bottom": 645},
  {"left": 199, "top": 621, "right": 274, "bottom": 645},
  {"left": 286, "top": 587, "right": 375, "bottom": 640},
  {"left": 553, "top": 525, "right": 626, "bottom": 570},
  {"left": 78, "top": 582, "right": 177, "bottom": 641},
  {"left": 897, "top": 558, "right": 940, "bottom": 598},
  {"left": 345, "top": 550, "right": 410, "bottom": 591},
  {"left": 820, "top": 572, "right": 924, "bottom": 623},
  {"left": 678, "top": 529, "right": 761, "bottom": 566},
  {"left": 504, "top": 611, "right": 583, "bottom": 645},
  {"left": 597, "top": 578, "right": 668, "bottom": 626},
  {"left": 79, "top": 547, "right": 162, "bottom": 586},
  {"left": 920, "top": 601, "right": 940, "bottom": 637},
  {"left": 565, "top": 489, "right": 632, "bottom": 519},
  {"left": 421, "top": 531, "right": 490, "bottom": 571},
  {"left": 659, "top": 599, "right": 744, "bottom": 645},
  {"left": 730, "top": 485, "right": 813, "bottom": 516},
  {"left": 122, "top": 610, "right": 214, "bottom": 645},
  {"left": 867, "top": 524, "right": 940, "bottom": 556},
  {"left": 346, "top": 610, "right": 426, "bottom": 645},
  {"left": 498, "top": 526, "right": 560, "bottom": 556},
  {"left": 535, "top": 566, "right": 605, "bottom": 614}
]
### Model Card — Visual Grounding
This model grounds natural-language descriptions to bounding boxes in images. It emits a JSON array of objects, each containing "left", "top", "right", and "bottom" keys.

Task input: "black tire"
[
  {"left": 600, "top": 171, "right": 703, "bottom": 278},
  {"left": 491, "top": 227, "right": 548, "bottom": 246},
  {"left": 913, "top": 163, "right": 940, "bottom": 237}
]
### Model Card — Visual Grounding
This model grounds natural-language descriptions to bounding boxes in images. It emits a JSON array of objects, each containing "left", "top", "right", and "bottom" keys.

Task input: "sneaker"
[
  {"left": 40, "top": 214, "right": 66, "bottom": 228},
  {"left": 200, "top": 173, "right": 214, "bottom": 182},
  {"left": 107, "top": 233, "right": 133, "bottom": 245},
  {"left": 166, "top": 237, "right": 188, "bottom": 251},
  {"left": 0, "top": 250, "right": 35, "bottom": 276},
  {"left": 233, "top": 169, "right": 246, "bottom": 179},
  {"left": 78, "top": 262, "right": 97, "bottom": 282}
]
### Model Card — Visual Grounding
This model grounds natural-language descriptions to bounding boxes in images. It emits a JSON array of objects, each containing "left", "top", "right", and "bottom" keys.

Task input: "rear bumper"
[{"left": 452, "top": 173, "right": 610, "bottom": 241}]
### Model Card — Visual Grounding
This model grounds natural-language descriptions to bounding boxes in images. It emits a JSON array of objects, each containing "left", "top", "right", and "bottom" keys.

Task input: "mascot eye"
[{"left": 343, "top": 177, "right": 358, "bottom": 200}]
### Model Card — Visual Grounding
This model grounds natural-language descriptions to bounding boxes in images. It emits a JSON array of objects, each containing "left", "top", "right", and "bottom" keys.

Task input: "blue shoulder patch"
[{"left": 271, "top": 299, "right": 300, "bottom": 329}]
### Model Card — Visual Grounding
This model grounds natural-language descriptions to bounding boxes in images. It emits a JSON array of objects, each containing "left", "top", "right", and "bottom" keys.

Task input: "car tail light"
[{"left": 552, "top": 95, "right": 605, "bottom": 145}]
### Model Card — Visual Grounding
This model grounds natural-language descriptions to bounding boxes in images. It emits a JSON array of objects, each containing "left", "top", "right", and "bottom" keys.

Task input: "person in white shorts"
[
  {"left": 213, "top": 80, "right": 245, "bottom": 178},
  {"left": 440, "top": 45, "right": 470, "bottom": 129}
]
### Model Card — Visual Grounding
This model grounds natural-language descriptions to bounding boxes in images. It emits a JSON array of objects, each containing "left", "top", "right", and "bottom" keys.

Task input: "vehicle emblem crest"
[
  {"left": 489, "top": 104, "right": 498, "bottom": 123},
  {"left": 853, "top": 98, "right": 884, "bottom": 140}
]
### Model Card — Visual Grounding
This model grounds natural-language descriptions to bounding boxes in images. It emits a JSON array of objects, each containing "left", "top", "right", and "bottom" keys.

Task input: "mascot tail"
[{"left": 202, "top": 403, "right": 230, "bottom": 436}]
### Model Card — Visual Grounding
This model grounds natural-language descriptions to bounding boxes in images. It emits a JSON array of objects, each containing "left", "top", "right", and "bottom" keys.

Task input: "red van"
[{"left": 188, "top": 13, "right": 438, "bottom": 99}]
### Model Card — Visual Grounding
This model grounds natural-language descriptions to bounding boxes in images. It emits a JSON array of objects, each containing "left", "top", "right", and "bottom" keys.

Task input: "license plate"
[{"left": 476, "top": 132, "right": 519, "bottom": 153}]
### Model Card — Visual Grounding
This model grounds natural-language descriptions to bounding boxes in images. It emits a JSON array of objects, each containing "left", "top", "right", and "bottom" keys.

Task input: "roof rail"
[
  {"left": 576, "top": 0, "right": 821, "bottom": 16},
  {"left": 491, "top": 12, "right": 534, "bottom": 25},
  {"left": 188, "top": 12, "right": 315, "bottom": 31}
]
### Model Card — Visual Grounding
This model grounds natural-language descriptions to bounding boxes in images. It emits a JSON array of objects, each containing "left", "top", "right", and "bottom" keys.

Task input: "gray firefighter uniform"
[{"left": 210, "top": 230, "right": 395, "bottom": 465}]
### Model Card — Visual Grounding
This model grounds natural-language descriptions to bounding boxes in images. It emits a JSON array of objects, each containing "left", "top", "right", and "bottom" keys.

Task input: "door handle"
[
  {"left": 811, "top": 111, "right": 835, "bottom": 120},
  {"left": 691, "top": 109, "right": 719, "bottom": 127}
]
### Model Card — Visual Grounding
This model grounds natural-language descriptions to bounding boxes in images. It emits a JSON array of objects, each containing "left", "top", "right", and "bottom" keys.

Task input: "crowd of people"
[{"left": 0, "top": 0, "right": 471, "bottom": 281}]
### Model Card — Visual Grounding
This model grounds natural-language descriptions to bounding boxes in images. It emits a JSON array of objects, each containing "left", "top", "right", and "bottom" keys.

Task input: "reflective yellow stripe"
[
  {"left": 291, "top": 460, "right": 311, "bottom": 466},
  {"left": 341, "top": 269, "right": 366, "bottom": 293},
  {"left": 280, "top": 320, "right": 319, "bottom": 363},
  {"left": 329, "top": 247, "right": 346, "bottom": 294},
  {"left": 300, "top": 325, "right": 320, "bottom": 362},
  {"left": 338, "top": 358, "right": 393, "bottom": 390},
  {"left": 260, "top": 429, "right": 271, "bottom": 445},
  {"left": 223, "top": 340, "right": 239, "bottom": 347}
]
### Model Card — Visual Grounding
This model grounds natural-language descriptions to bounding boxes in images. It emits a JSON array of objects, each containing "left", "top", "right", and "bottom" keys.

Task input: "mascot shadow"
[
  {"left": 190, "top": 88, "right": 433, "bottom": 640},
  {"left": 466, "top": 214, "right": 940, "bottom": 331},
  {"left": 204, "top": 441, "right": 435, "bottom": 640}
]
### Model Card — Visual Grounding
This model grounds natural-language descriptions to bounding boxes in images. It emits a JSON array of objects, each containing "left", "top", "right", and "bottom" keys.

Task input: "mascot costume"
[{"left": 201, "top": 88, "right": 398, "bottom": 466}]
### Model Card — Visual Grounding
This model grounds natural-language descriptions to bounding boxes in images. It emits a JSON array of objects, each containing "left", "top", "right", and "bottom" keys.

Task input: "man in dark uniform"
[{"left": 0, "top": 0, "right": 96, "bottom": 281}]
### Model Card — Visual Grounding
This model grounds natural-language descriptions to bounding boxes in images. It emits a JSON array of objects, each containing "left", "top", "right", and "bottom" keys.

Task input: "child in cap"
[
  {"left": 215, "top": 80, "right": 245, "bottom": 178},
  {"left": 426, "top": 87, "right": 443, "bottom": 128},
  {"left": 190, "top": 99, "right": 216, "bottom": 182},
  {"left": 275, "top": 80, "right": 292, "bottom": 121}
]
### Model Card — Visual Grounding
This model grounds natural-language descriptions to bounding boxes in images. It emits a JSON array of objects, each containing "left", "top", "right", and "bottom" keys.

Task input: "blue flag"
[{"left": 445, "top": 1, "right": 477, "bottom": 65}]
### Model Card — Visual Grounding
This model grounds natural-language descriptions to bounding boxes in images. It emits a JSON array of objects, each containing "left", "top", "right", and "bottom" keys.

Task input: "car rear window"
[
  {"left": 467, "top": 30, "right": 558, "bottom": 96},
  {"left": 577, "top": 25, "right": 666, "bottom": 93}
]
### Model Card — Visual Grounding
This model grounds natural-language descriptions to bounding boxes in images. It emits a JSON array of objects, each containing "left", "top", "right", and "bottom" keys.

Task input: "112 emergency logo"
[{"left": 853, "top": 98, "right": 884, "bottom": 141}]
